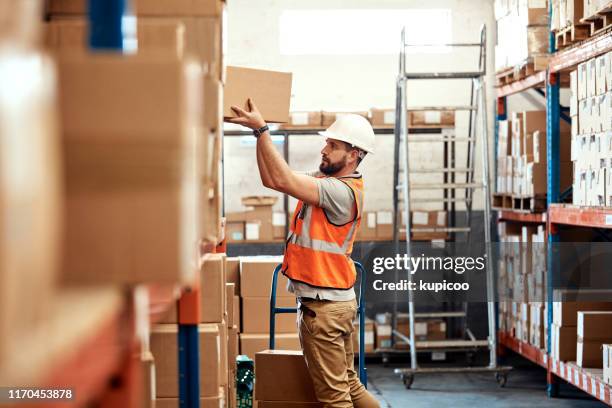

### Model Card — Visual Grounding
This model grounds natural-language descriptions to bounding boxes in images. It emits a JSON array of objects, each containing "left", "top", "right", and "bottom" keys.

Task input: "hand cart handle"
[{"left": 269, "top": 262, "right": 368, "bottom": 386}]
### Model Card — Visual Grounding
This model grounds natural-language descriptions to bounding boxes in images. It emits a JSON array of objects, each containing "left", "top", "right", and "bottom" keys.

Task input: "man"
[{"left": 229, "top": 99, "right": 380, "bottom": 408}]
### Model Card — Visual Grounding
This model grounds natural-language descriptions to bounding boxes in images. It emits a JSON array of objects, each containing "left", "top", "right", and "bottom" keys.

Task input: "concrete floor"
[{"left": 365, "top": 356, "right": 607, "bottom": 408}]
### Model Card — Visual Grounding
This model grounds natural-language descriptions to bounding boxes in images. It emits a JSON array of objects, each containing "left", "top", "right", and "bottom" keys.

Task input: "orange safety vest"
[{"left": 281, "top": 174, "right": 363, "bottom": 289}]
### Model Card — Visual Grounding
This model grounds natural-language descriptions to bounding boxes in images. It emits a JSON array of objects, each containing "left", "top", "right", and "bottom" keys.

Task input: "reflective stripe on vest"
[{"left": 282, "top": 175, "right": 363, "bottom": 289}]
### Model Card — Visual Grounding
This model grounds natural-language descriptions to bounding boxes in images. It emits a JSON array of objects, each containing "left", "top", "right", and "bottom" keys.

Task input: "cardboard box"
[
  {"left": 376, "top": 211, "right": 393, "bottom": 240},
  {"left": 604, "top": 343, "right": 612, "bottom": 384},
  {"left": 256, "top": 403, "right": 323, "bottom": 408},
  {"left": 45, "top": 18, "right": 185, "bottom": 58},
  {"left": 321, "top": 111, "right": 369, "bottom": 127},
  {"left": 226, "top": 284, "right": 235, "bottom": 327},
  {"left": 369, "top": 108, "right": 396, "bottom": 127},
  {"left": 578, "top": 62, "right": 588, "bottom": 100},
  {"left": 217, "top": 322, "right": 228, "bottom": 387},
  {"left": 151, "top": 324, "right": 221, "bottom": 397},
  {"left": 242, "top": 297, "right": 297, "bottom": 334},
  {"left": 245, "top": 205, "right": 274, "bottom": 242},
  {"left": 0, "top": 53, "right": 60, "bottom": 362},
  {"left": 228, "top": 326, "right": 239, "bottom": 373},
  {"left": 225, "top": 257, "right": 240, "bottom": 293},
  {"left": 156, "top": 393, "right": 224, "bottom": 408},
  {"left": 201, "top": 254, "right": 226, "bottom": 323},
  {"left": 353, "top": 319, "right": 375, "bottom": 353},
  {"left": 588, "top": 58, "right": 598, "bottom": 98},
  {"left": 577, "top": 311, "right": 612, "bottom": 340},
  {"left": 254, "top": 350, "right": 317, "bottom": 402},
  {"left": 356, "top": 212, "right": 377, "bottom": 240},
  {"left": 281, "top": 111, "right": 322, "bottom": 128},
  {"left": 58, "top": 54, "right": 200, "bottom": 285},
  {"left": 224, "top": 66, "right": 292, "bottom": 123},
  {"left": 551, "top": 323, "right": 577, "bottom": 361},
  {"left": 566, "top": 0, "right": 585, "bottom": 26},
  {"left": 141, "top": 351, "right": 155, "bottom": 408},
  {"left": 48, "top": 0, "right": 224, "bottom": 17},
  {"left": 239, "top": 333, "right": 300, "bottom": 358},
  {"left": 240, "top": 256, "right": 290, "bottom": 298},
  {"left": 375, "top": 322, "right": 392, "bottom": 349},
  {"left": 226, "top": 213, "right": 246, "bottom": 242},
  {"left": 597, "top": 54, "right": 608, "bottom": 95},
  {"left": 396, "top": 319, "right": 447, "bottom": 345},
  {"left": 158, "top": 300, "right": 178, "bottom": 324},
  {"left": 577, "top": 339, "right": 606, "bottom": 368},
  {"left": 553, "top": 300, "right": 612, "bottom": 326},
  {"left": 409, "top": 110, "right": 455, "bottom": 127},
  {"left": 273, "top": 212, "right": 287, "bottom": 240}
]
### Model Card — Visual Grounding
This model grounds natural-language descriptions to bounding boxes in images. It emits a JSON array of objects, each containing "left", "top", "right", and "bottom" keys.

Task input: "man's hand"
[{"left": 227, "top": 98, "right": 267, "bottom": 130}]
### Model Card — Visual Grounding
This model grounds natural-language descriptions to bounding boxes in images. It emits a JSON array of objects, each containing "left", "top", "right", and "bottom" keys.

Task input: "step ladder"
[{"left": 391, "top": 24, "right": 511, "bottom": 388}]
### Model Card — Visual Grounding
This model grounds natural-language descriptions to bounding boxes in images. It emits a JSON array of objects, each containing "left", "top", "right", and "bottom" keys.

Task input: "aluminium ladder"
[{"left": 392, "top": 24, "right": 511, "bottom": 388}]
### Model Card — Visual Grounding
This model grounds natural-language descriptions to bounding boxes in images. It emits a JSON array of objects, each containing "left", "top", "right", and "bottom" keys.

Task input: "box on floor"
[{"left": 255, "top": 350, "right": 317, "bottom": 402}]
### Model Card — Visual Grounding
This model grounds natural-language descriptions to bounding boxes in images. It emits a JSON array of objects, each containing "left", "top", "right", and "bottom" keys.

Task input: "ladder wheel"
[
  {"left": 402, "top": 374, "right": 414, "bottom": 389},
  {"left": 495, "top": 372, "right": 507, "bottom": 388}
]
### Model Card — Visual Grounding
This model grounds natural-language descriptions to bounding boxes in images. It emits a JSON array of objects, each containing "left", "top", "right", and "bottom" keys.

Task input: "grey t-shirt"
[{"left": 286, "top": 171, "right": 359, "bottom": 301}]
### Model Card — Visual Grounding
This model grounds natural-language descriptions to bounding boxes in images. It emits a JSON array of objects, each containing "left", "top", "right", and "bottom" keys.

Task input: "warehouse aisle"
[{"left": 367, "top": 362, "right": 607, "bottom": 408}]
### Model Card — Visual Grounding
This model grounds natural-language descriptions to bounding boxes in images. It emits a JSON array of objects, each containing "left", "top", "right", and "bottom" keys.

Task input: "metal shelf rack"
[{"left": 494, "top": 0, "right": 612, "bottom": 403}]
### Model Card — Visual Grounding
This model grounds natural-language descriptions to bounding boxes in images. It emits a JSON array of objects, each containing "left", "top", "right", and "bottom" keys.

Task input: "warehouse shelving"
[{"left": 494, "top": 0, "right": 612, "bottom": 402}]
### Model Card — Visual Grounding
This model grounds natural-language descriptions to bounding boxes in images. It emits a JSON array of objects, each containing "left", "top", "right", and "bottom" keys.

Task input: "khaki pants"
[{"left": 298, "top": 299, "right": 380, "bottom": 408}]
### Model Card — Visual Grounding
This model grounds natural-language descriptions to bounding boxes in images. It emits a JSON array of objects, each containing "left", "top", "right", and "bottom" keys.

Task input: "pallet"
[
  {"left": 555, "top": 24, "right": 591, "bottom": 50},
  {"left": 492, "top": 193, "right": 546, "bottom": 213},
  {"left": 581, "top": 2, "right": 612, "bottom": 37},
  {"left": 495, "top": 55, "right": 549, "bottom": 87}
]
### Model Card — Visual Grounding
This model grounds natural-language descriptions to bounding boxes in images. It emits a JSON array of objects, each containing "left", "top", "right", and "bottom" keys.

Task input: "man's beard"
[{"left": 319, "top": 156, "right": 347, "bottom": 175}]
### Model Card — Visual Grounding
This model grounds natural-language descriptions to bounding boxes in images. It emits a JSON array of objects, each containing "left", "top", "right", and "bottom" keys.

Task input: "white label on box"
[
  {"left": 291, "top": 112, "right": 309, "bottom": 125},
  {"left": 437, "top": 212, "right": 446, "bottom": 226},
  {"left": 365, "top": 332, "right": 374, "bottom": 345},
  {"left": 376, "top": 324, "right": 391, "bottom": 336},
  {"left": 367, "top": 212, "right": 376, "bottom": 229},
  {"left": 424, "top": 111, "right": 441, "bottom": 124},
  {"left": 431, "top": 351, "right": 446, "bottom": 361},
  {"left": 574, "top": 369, "right": 580, "bottom": 386},
  {"left": 605, "top": 215, "right": 612, "bottom": 225},
  {"left": 377, "top": 211, "right": 392, "bottom": 224},
  {"left": 231, "top": 231, "right": 244, "bottom": 240},
  {"left": 413, "top": 211, "right": 428, "bottom": 225},
  {"left": 592, "top": 379, "right": 597, "bottom": 396},
  {"left": 245, "top": 222, "right": 260, "bottom": 240},
  {"left": 528, "top": 0, "right": 546, "bottom": 7},
  {"left": 415, "top": 322, "right": 427, "bottom": 336},
  {"left": 383, "top": 110, "right": 396, "bottom": 124},
  {"left": 272, "top": 212, "right": 286, "bottom": 226}
]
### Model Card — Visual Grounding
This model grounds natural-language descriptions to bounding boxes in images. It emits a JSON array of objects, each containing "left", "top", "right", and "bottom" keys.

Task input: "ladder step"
[
  {"left": 404, "top": 72, "right": 484, "bottom": 80},
  {"left": 409, "top": 183, "right": 483, "bottom": 190},
  {"left": 408, "top": 168, "right": 471, "bottom": 173}
]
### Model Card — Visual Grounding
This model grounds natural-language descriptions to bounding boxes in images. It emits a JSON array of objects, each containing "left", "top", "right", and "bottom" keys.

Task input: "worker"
[{"left": 229, "top": 99, "right": 380, "bottom": 408}]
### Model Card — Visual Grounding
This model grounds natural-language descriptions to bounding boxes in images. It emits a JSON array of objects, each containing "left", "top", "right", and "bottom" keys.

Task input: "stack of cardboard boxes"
[
  {"left": 373, "top": 313, "right": 447, "bottom": 351},
  {"left": 226, "top": 197, "right": 286, "bottom": 243},
  {"left": 239, "top": 257, "right": 301, "bottom": 358},
  {"left": 497, "top": 221, "right": 547, "bottom": 349},
  {"left": 355, "top": 210, "right": 448, "bottom": 241},
  {"left": 569, "top": 52, "right": 612, "bottom": 206},
  {"left": 550, "top": 292, "right": 612, "bottom": 364},
  {"left": 494, "top": 0, "right": 549, "bottom": 71},
  {"left": 45, "top": 0, "right": 226, "bottom": 245},
  {"left": 496, "top": 111, "right": 571, "bottom": 198},
  {"left": 551, "top": 0, "right": 609, "bottom": 31}
]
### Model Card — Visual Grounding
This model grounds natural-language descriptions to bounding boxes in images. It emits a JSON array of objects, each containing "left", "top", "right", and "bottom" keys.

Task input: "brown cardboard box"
[
  {"left": 356, "top": 212, "right": 377, "bottom": 240},
  {"left": 156, "top": 392, "right": 224, "bottom": 408},
  {"left": 240, "top": 256, "right": 290, "bottom": 298},
  {"left": 321, "top": 111, "right": 369, "bottom": 127},
  {"left": 142, "top": 351, "right": 155, "bottom": 408},
  {"left": 577, "top": 339, "right": 606, "bottom": 368},
  {"left": 245, "top": 205, "right": 274, "bottom": 242},
  {"left": 239, "top": 333, "right": 300, "bottom": 358},
  {"left": 280, "top": 111, "right": 322, "bottom": 128},
  {"left": 151, "top": 324, "right": 221, "bottom": 397},
  {"left": 228, "top": 326, "right": 239, "bottom": 373},
  {"left": 551, "top": 323, "right": 577, "bottom": 361},
  {"left": 0, "top": 53, "right": 60, "bottom": 362},
  {"left": 234, "top": 296, "right": 241, "bottom": 332},
  {"left": 158, "top": 300, "right": 178, "bottom": 324},
  {"left": 226, "top": 213, "right": 246, "bottom": 242},
  {"left": 242, "top": 297, "right": 297, "bottom": 334},
  {"left": 375, "top": 211, "right": 393, "bottom": 240},
  {"left": 553, "top": 300, "right": 612, "bottom": 326},
  {"left": 218, "top": 322, "right": 228, "bottom": 386},
  {"left": 48, "top": 0, "right": 224, "bottom": 17},
  {"left": 254, "top": 350, "right": 317, "bottom": 402},
  {"left": 353, "top": 319, "right": 375, "bottom": 353},
  {"left": 577, "top": 311, "right": 612, "bottom": 340},
  {"left": 58, "top": 54, "right": 200, "bottom": 285},
  {"left": 224, "top": 66, "right": 292, "bottom": 123},
  {"left": 257, "top": 403, "right": 323, "bottom": 408},
  {"left": 201, "top": 254, "right": 226, "bottom": 323},
  {"left": 396, "top": 319, "right": 447, "bottom": 344},
  {"left": 375, "top": 323, "right": 392, "bottom": 349},
  {"left": 226, "top": 284, "right": 235, "bottom": 327},
  {"left": 409, "top": 110, "right": 455, "bottom": 127},
  {"left": 226, "top": 257, "right": 240, "bottom": 293},
  {"left": 273, "top": 212, "right": 287, "bottom": 240},
  {"left": 369, "top": 108, "right": 396, "bottom": 127},
  {"left": 45, "top": 18, "right": 185, "bottom": 58},
  {"left": 411, "top": 211, "right": 448, "bottom": 241}
]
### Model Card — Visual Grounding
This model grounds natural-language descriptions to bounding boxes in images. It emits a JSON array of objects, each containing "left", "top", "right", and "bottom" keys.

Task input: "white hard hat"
[{"left": 319, "top": 114, "right": 375, "bottom": 154}]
